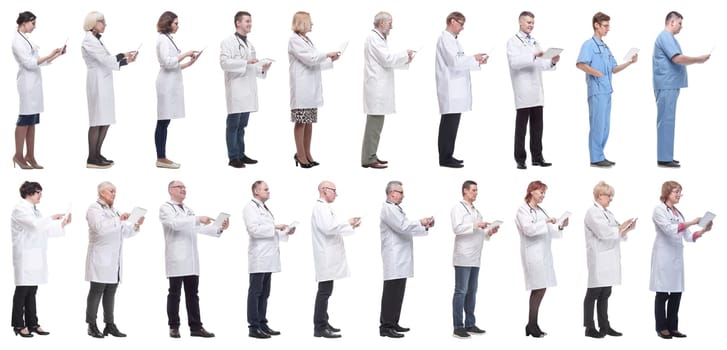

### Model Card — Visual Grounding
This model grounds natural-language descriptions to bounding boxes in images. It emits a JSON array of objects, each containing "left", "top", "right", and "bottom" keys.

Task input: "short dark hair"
[
  {"left": 665, "top": 11, "right": 683, "bottom": 24},
  {"left": 519, "top": 11, "right": 534, "bottom": 19},
  {"left": 462, "top": 180, "right": 477, "bottom": 195},
  {"left": 235, "top": 11, "right": 251, "bottom": 26},
  {"left": 19, "top": 181, "right": 42, "bottom": 199},
  {"left": 251, "top": 180, "right": 264, "bottom": 195},
  {"left": 592, "top": 12, "right": 610, "bottom": 29},
  {"left": 446, "top": 11, "right": 465, "bottom": 25},
  {"left": 17, "top": 11, "right": 36, "bottom": 25},
  {"left": 157, "top": 11, "right": 177, "bottom": 34}
]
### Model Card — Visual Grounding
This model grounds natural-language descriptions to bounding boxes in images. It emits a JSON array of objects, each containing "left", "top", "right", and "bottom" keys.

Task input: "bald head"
[
  {"left": 318, "top": 181, "right": 337, "bottom": 203},
  {"left": 168, "top": 180, "right": 186, "bottom": 203}
]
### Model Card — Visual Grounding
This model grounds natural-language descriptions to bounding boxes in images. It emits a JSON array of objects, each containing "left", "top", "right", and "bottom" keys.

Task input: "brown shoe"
[{"left": 362, "top": 162, "right": 388, "bottom": 169}]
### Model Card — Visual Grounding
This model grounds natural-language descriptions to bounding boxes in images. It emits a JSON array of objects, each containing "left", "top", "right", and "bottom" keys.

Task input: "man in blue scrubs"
[
  {"left": 653, "top": 11, "right": 710, "bottom": 168},
  {"left": 576, "top": 12, "right": 637, "bottom": 168}
]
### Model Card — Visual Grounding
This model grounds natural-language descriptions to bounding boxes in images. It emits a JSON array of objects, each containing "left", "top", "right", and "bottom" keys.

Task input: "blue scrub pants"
[
  {"left": 587, "top": 93, "right": 612, "bottom": 163},
  {"left": 655, "top": 89, "right": 680, "bottom": 162}
]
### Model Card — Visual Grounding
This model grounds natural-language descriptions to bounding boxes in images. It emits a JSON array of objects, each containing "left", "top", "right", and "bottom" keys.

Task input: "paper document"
[
  {"left": 623, "top": 48, "right": 639, "bottom": 62},
  {"left": 337, "top": 41, "right": 349, "bottom": 55},
  {"left": 699, "top": 211, "right": 716, "bottom": 227},
  {"left": 260, "top": 58, "right": 275, "bottom": 64},
  {"left": 64, "top": 204, "right": 72, "bottom": 219},
  {"left": 128, "top": 207, "right": 147, "bottom": 225},
  {"left": 625, "top": 217, "right": 638, "bottom": 230},
  {"left": 195, "top": 46, "right": 207, "bottom": 59},
  {"left": 135, "top": 43, "right": 143, "bottom": 52},
  {"left": 214, "top": 212, "right": 230, "bottom": 227},
  {"left": 542, "top": 48, "right": 563, "bottom": 59},
  {"left": 485, "top": 220, "right": 503, "bottom": 233},
  {"left": 284, "top": 220, "right": 299, "bottom": 234},
  {"left": 557, "top": 211, "right": 571, "bottom": 226}
]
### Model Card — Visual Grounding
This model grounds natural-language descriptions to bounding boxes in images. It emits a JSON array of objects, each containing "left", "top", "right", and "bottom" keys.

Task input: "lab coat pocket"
[{"left": 24, "top": 247, "right": 43, "bottom": 271}]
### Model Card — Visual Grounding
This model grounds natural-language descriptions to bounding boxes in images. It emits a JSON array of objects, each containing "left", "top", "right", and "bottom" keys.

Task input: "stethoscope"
[
  {"left": 515, "top": 33, "right": 535, "bottom": 48},
  {"left": 167, "top": 202, "right": 193, "bottom": 216},
  {"left": 252, "top": 199, "right": 274, "bottom": 218},
  {"left": 97, "top": 200, "right": 119, "bottom": 217},
  {"left": 460, "top": 201, "right": 481, "bottom": 218},
  {"left": 164, "top": 34, "right": 181, "bottom": 54},
  {"left": 17, "top": 31, "right": 36, "bottom": 53},
  {"left": 594, "top": 202, "right": 619, "bottom": 225},
  {"left": 664, "top": 202, "right": 684, "bottom": 223},
  {"left": 528, "top": 204, "right": 549, "bottom": 224},
  {"left": 591, "top": 37, "right": 611, "bottom": 55}
]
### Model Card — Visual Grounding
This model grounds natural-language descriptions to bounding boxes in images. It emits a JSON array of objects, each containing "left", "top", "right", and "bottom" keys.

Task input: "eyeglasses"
[
  {"left": 393, "top": 190, "right": 404, "bottom": 194},
  {"left": 599, "top": 193, "right": 613, "bottom": 198},
  {"left": 455, "top": 20, "right": 465, "bottom": 27},
  {"left": 170, "top": 185, "right": 186, "bottom": 190},
  {"left": 323, "top": 187, "right": 337, "bottom": 194},
  {"left": 598, "top": 23, "right": 610, "bottom": 29}
]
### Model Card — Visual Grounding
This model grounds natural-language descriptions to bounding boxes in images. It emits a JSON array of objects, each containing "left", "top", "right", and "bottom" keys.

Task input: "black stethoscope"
[
  {"left": 528, "top": 205, "right": 549, "bottom": 224},
  {"left": 594, "top": 203, "right": 618, "bottom": 225},
  {"left": 17, "top": 31, "right": 36, "bottom": 53},
  {"left": 252, "top": 199, "right": 274, "bottom": 218},
  {"left": 164, "top": 34, "right": 181, "bottom": 54},
  {"left": 591, "top": 37, "right": 611, "bottom": 55},
  {"left": 664, "top": 203, "right": 684, "bottom": 223},
  {"left": 167, "top": 202, "right": 193, "bottom": 216}
]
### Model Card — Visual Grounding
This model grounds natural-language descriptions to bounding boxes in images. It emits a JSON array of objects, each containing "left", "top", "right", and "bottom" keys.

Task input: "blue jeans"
[
  {"left": 452, "top": 266, "right": 479, "bottom": 329},
  {"left": 226, "top": 112, "right": 250, "bottom": 160}
]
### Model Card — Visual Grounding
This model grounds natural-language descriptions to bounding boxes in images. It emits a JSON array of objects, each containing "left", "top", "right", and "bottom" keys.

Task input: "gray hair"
[
  {"left": 385, "top": 180, "right": 403, "bottom": 194},
  {"left": 83, "top": 11, "right": 104, "bottom": 31},
  {"left": 97, "top": 181, "right": 114, "bottom": 194},
  {"left": 373, "top": 11, "right": 392, "bottom": 28}
]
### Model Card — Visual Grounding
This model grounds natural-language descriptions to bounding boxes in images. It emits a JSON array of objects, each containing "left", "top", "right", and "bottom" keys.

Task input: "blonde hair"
[
  {"left": 592, "top": 181, "right": 614, "bottom": 200},
  {"left": 83, "top": 11, "right": 104, "bottom": 31},
  {"left": 291, "top": 11, "right": 311, "bottom": 34}
]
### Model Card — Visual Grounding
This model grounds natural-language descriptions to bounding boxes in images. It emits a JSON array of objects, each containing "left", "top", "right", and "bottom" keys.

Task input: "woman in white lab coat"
[
  {"left": 514, "top": 180, "right": 568, "bottom": 338},
  {"left": 154, "top": 11, "right": 198, "bottom": 169},
  {"left": 582, "top": 181, "right": 635, "bottom": 338},
  {"left": 288, "top": 11, "right": 340, "bottom": 168},
  {"left": 81, "top": 12, "right": 137, "bottom": 169},
  {"left": 12, "top": 11, "right": 64, "bottom": 169},
  {"left": 11, "top": 181, "right": 70, "bottom": 337},
  {"left": 650, "top": 181, "right": 712, "bottom": 339}
]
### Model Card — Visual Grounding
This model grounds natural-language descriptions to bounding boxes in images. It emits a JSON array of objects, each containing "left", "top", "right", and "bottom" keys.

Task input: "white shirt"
[
  {"left": 11, "top": 199, "right": 65, "bottom": 285},
  {"left": 85, "top": 200, "right": 139, "bottom": 283},
  {"left": 363, "top": 29, "right": 409, "bottom": 115},
  {"left": 506, "top": 32, "right": 556, "bottom": 109},
  {"left": 584, "top": 202, "right": 626, "bottom": 288},
  {"left": 311, "top": 199, "right": 354, "bottom": 282},
  {"left": 379, "top": 201, "right": 428, "bottom": 280},
  {"left": 243, "top": 198, "right": 289, "bottom": 274},
  {"left": 514, "top": 202, "right": 562, "bottom": 290},
  {"left": 435, "top": 30, "right": 480, "bottom": 114},
  {"left": 451, "top": 201, "right": 490, "bottom": 267},
  {"left": 160, "top": 201, "right": 220, "bottom": 277},
  {"left": 220, "top": 33, "right": 266, "bottom": 114}
]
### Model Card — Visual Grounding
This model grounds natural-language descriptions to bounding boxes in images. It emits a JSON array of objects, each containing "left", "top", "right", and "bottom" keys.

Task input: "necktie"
[{"left": 263, "top": 204, "right": 274, "bottom": 218}]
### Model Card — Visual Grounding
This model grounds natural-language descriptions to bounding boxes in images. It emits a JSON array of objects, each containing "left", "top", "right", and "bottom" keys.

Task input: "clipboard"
[
  {"left": 485, "top": 220, "right": 503, "bottom": 233},
  {"left": 127, "top": 207, "right": 147, "bottom": 225},
  {"left": 623, "top": 48, "right": 639, "bottom": 62},
  {"left": 213, "top": 212, "right": 230, "bottom": 227},
  {"left": 557, "top": 211, "right": 571, "bottom": 226},
  {"left": 699, "top": 211, "right": 716, "bottom": 227}
]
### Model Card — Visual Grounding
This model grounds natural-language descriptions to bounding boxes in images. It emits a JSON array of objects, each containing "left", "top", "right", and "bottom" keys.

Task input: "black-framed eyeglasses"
[
  {"left": 170, "top": 185, "right": 186, "bottom": 190},
  {"left": 393, "top": 190, "right": 404, "bottom": 194},
  {"left": 323, "top": 187, "right": 337, "bottom": 194}
]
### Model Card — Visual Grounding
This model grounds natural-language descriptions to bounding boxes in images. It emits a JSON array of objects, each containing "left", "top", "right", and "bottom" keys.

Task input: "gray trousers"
[{"left": 361, "top": 114, "right": 385, "bottom": 164}]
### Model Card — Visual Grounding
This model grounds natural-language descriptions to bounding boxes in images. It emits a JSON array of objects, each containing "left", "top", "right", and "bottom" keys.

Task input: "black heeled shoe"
[
  {"left": 308, "top": 158, "right": 320, "bottom": 166},
  {"left": 525, "top": 325, "right": 544, "bottom": 338},
  {"left": 29, "top": 326, "right": 50, "bottom": 335},
  {"left": 536, "top": 324, "right": 547, "bottom": 336},
  {"left": 103, "top": 323, "right": 127, "bottom": 337},
  {"left": 14, "top": 327, "right": 33, "bottom": 337},
  {"left": 87, "top": 323, "right": 104, "bottom": 338},
  {"left": 294, "top": 154, "right": 314, "bottom": 168}
]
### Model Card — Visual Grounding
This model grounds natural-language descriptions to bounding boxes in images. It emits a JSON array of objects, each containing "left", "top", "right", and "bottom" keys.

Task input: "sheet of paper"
[
  {"left": 260, "top": 58, "right": 275, "bottom": 64},
  {"left": 214, "top": 212, "right": 230, "bottom": 227},
  {"left": 541, "top": 47, "right": 563, "bottom": 59},
  {"left": 485, "top": 220, "right": 503, "bottom": 233},
  {"left": 284, "top": 220, "right": 299, "bottom": 234},
  {"left": 64, "top": 204, "right": 72, "bottom": 218},
  {"left": 128, "top": 207, "right": 147, "bottom": 225},
  {"left": 557, "top": 211, "right": 571, "bottom": 226},
  {"left": 699, "top": 211, "right": 716, "bottom": 227},
  {"left": 623, "top": 47, "right": 639, "bottom": 62},
  {"left": 338, "top": 41, "right": 349, "bottom": 55}
]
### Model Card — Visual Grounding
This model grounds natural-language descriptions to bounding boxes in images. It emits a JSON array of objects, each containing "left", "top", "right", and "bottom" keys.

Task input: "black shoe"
[
  {"left": 672, "top": 159, "right": 680, "bottom": 164},
  {"left": 14, "top": 327, "right": 33, "bottom": 338},
  {"left": 103, "top": 323, "right": 126, "bottom": 337},
  {"left": 517, "top": 162, "right": 527, "bottom": 169},
  {"left": 190, "top": 328, "right": 215, "bottom": 338},
  {"left": 393, "top": 324, "right": 410, "bottom": 333},
  {"left": 314, "top": 328, "right": 341, "bottom": 338},
  {"left": 453, "top": 328, "right": 470, "bottom": 338},
  {"left": 604, "top": 159, "right": 616, "bottom": 165},
  {"left": 440, "top": 161, "right": 464, "bottom": 168},
  {"left": 590, "top": 160, "right": 613, "bottom": 168},
  {"left": 28, "top": 326, "right": 50, "bottom": 335},
  {"left": 242, "top": 155, "right": 258, "bottom": 164},
  {"left": 87, "top": 323, "right": 103, "bottom": 338},
  {"left": 326, "top": 324, "right": 341, "bottom": 333},
  {"left": 379, "top": 328, "right": 404, "bottom": 338},
  {"left": 525, "top": 325, "right": 544, "bottom": 338},
  {"left": 86, "top": 158, "right": 113, "bottom": 169},
  {"left": 532, "top": 160, "right": 552, "bottom": 167},
  {"left": 536, "top": 324, "right": 547, "bottom": 336},
  {"left": 452, "top": 157, "right": 464, "bottom": 164},
  {"left": 669, "top": 330, "right": 687, "bottom": 338},
  {"left": 294, "top": 154, "right": 314, "bottom": 168},
  {"left": 465, "top": 325, "right": 486, "bottom": 334},
  {"left": 169, "top": 328, "right": 180, "bottom": 338},
  {"left": 249, "top": 328, "right": 271, "bottom": 339},
  {"left": 585, "top": 328, "right": 604, "bottom": 338},
  {"left": 658, "top": 161, "right": 680, "bottom": 168},
  {"left": 261, "top": 324, "right": 280, "bottom": 336},
  {"left": 228, "top": 159, "right": 245, "bottom": 168},
  {"left": 657, "top": 330, "right": 673, "bottom": 339},
  {"left": 601, "top": 327, "right": 622, "bottom": 337},
  {"left": 99, "top": 155, "right": 114, "bottom": 164}
]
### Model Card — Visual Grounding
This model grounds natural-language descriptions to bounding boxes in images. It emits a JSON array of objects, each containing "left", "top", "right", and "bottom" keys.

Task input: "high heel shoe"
[
  {"left": 87, "top": 322, "right": 104, "bottom": 338},
  {"left": 308, "top": 158, "right": 320, "bottom": 166},
  {"left": 525, "top": 325, "right": 544, "bottom": 338},
  {"left": 294, "top": 154, "right": 314, "bottom": 168},
  {"left": 26, "top": 158, "right": 44, "bottom": 169},
  {"left": 12, "top": 156, "right": 32, "bottom": 169},
  {"left": 14, "top": 327, "right": 34, "bottom": 337},
  {"left": 29, "top": 326, "right": 50, "bottom": 335}
]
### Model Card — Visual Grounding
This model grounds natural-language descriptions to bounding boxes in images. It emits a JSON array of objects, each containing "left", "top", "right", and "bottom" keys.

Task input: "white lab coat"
[
  {"left": 650, "top": 203, "right": 695, "bottom": 292},
  {"left": 514, "top": 202, "right": 562, "bottom": 290},
  {"left": 584, "top": 202, "right": 626, "bottom": 288},
  {"left": 12, "top": 31, "right": 46, "bottom": 115},
  {"left": 506, "top": 32, "right": 556, "bottom": 109},
  {"left": 288, "top": 33, "right": 333, "bottom": 109},
  {"left": 380, "top": 201, "right": 428, "bottom": 280},
  {"left": 85, "top": 201, "right": 139, "bottom": 283},
  {"left": 435, "top": 30, "right": 480, "bottom": 114},
  {"left": 220, "top": 34, "right": 266, "bottom": 114},
  {"left": 363, "top": 29, "right": 409, "bottom": 115},
  {"left": 243, "top": 198, "right": 289, "bottom": 273},
  {"left": 311, "top": 199, "right": 355, "bottom": 282},
  {"left": 156, "top": 34, "right": 185, "bottom": 119},
  {"left": 82, "top": 31, "right": 123, "bottom": 126},
  {"left": 451, "top": 201, "right": 490, "bottom": 267},
  {"left": 11, "top": 200, "right": 65, "bottom": 286},
  {"left": 160, "top": 201, "right": 220, "bottom": 277}
]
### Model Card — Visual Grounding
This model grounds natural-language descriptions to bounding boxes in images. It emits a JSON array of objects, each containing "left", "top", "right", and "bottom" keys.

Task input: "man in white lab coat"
[
  {"left": 243, "top": 180, "right": 295, "bottom": 339},
  {"left": 506, "top": 11, "right": 559, "bottom": 170},
  {"left": 378, "top": 181, "right": 432, "bottom": 338},
  {"left": 311, "top": 181, "right": 360, "bottom": 338},
  {"left": 435, "top": 11, "right": 487, "bottom": 168},
  {"left": 450, "top": 180, "right": 498, "bottom": 339},
  {"left": 220, "top": 11, "right": 271, "bottom": 168},
  {"left": 361, "top": 12, "right": 413, "bottom": 169},
  {"left": 160, "top": 180, "right": 228, "bottom": 338},
  {"left": 84, "top": 181, "right": 144, "bottom": 338}
]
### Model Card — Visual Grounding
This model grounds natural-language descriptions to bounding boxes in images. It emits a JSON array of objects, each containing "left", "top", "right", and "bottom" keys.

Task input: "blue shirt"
[
  {"left": 653, "top": 30, "right": 688, "bottom": 90},
  {"left": 577, "top": 36, "right": 617, "bottom": 97}
]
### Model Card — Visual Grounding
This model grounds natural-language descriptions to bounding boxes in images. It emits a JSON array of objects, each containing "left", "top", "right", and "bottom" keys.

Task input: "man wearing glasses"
[{"left": 310, "top": 181, "right": 361, "bottom": 338}]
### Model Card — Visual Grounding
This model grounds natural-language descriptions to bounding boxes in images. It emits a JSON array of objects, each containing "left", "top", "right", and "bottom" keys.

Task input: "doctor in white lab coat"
[
  {"left": 360, "top": 12, "right": 412, "bottom": 169},
  {"left": 243, "top": 180, "right": 294, "bottom": 338},
  {"left": 11, "top": 181, "right": 70, "bottom": 337},
  {"left": 650, "top": 181, "right": 712, "bottom": 339},
  {"left": 12, "top": 11, "right": 64, "bottom": 170},
  {"left": 515, "top": 180, "right": 568, "bottom": 337},
  {"left": 289, "top": 11, "right": 340, "bottom": 168},
  {"left": 435, "top": 11, "right": 487, "bottom": 168},
  {"left": 378, "top": 181, "right": 432, "bottom": 338},
  {"left": 220, "top": 11, "right": 271, "bottom": 168},
  {"left": 81, "top": 12, "right": 137, "bottom": 169},
  {"left": 84, "top": 181, "right": 144, "bottom": 338},
  {"left": 582, "top": 181, "right": 636, "bottom": 338},
  {"left": 161, "top": 180, "right": 226, "bottom": 338},
  {"left": 154, "top": 11, "right": 199, "bottom": 169},
  {"left": 506, "top": 11, "right": 559, "bottom": 169},
  {"left": 310, "top": 181, "right": 360, "bottom": 338}
]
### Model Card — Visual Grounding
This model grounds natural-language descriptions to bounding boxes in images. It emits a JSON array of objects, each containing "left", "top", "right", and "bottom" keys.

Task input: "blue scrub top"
[
  {"left": 577, "top": 36, "right": 617, "bottom": 97},
  {"left": 653, "top": 30, "right": 688, "bottom": 90}
]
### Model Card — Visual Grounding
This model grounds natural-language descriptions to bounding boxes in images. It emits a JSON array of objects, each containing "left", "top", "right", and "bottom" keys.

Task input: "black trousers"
[
  {"left": 11, "top": 286, "right": 38, "bottom": 328},
  {"left": 380, "top": 278, "right": 407, "bottom": 330},
  {"left": 514, "top": 106, "right": 544, "bottom": 163},
  {"left": 167, "top": 275, "right": 202, "bottom": 330},
  {"left": 655, "top": 292, "right": 682, "bottom": 331},
  {"left": 86, "top": 282, "right": 118, "bottom": 324},
  {"left": 438, "top": 113, "right": 461, "bottom": 163},
  {"left": 583, "top": 286, "right": 612, "bottom": 329},
  {"left": 313, "top": 280, "right": 334, "bottom": 331},
  {"left": 247, "top": 272, "right": 272, "bottom": 329}
]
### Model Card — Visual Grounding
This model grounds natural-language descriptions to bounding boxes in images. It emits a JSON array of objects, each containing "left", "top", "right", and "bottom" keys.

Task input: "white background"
[{"left": 0, "top": 0, "right": 724, "bottom": 349}]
